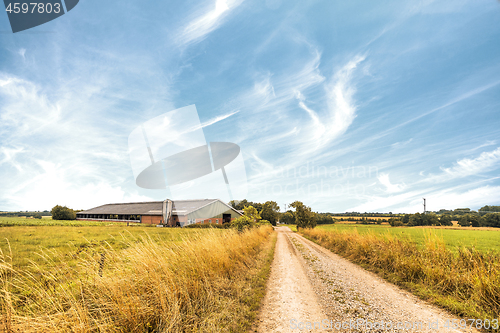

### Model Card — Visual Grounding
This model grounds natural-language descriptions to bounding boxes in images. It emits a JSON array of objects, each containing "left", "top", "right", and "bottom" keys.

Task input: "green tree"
[
  {"left": 315, "top": 214, "right": 333, "bottom": 225},
  {"left": 423, "top": 213, "right": 439, "bottom": 226},
  {"left": 242, "top": 205, "right": 261, "bottom": 222},
  {"left": 479, "top": 205, "right": 500, "bottom": 216},
  {"left": 469, "top": 214, "right": 481, "bottom": 227},
  {"left": 481, "top": 213, "right": 500, "bottom": 228},
  {"left": 408, "top": 213, "right": 423, "bottom": 226},
  {"left": 458, "top": 215, "right": 471, "bottom": 227},
  {"left": 51, "top": 205, "right": 76, "bottom": 220},
  {"left": 279, "top": 211, "right": 295, "bottom": 224},
  {"left": 260, "top": 201, "right": 280, "bottom": 226},
  {"left": 229, "top": 199, "right": 263, "bottom": 212},
  {"left": 439, "top": 214, "right": 453, "bottom": 226},
  {"left": 290, "top": 201, "right": 316, "bottom": 230},
  {"left": 401, "top": 214, "right": 410, "bottom": 225},
  {"left": 389, "top": 218, "right": 403, "bottom": 227},
  {"left": 230, "top": 205, "right": 261, "bottom": 231}
]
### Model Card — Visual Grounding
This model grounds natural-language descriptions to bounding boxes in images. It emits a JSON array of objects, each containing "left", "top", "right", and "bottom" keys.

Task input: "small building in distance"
[{"left": 76, "top": 199, "right": 241, "bottom": 227}]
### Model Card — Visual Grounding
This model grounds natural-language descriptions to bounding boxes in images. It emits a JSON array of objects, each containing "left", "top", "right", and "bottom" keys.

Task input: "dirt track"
[{"left": 254, "top": 227, "right": 478, "bottom": 333}]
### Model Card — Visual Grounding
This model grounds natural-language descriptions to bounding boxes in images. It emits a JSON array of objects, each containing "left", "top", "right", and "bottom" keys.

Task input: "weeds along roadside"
[
  {"left": 301, "top": 228, "right": 500, "bottom": 325},
  {"left": 0, "top": 226, "right": 276, "bottom": 332}
]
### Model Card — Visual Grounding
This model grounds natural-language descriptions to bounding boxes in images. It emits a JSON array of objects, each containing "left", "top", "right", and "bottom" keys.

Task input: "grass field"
[
  {"left": 0, "top": 217, "right": 276, "bottom": 332},
  {"left": 317, "top": 223, "right": 500, "bottom": 253},
  {"left": 0, "top": 217, "right": 223, "bottom": 270}
]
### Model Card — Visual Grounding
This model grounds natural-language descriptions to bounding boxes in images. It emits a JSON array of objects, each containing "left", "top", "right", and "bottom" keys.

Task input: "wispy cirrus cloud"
[
  {"left": 200, "top": 110, "right": 240, "bottom": 128},
  {"left": 425, "top": 147, "right": 500, "bottom": 183},
  {"left": 291, "top": 54, "right": 366, "bottom": 151},
  {"left": 176, "top": 0, "right": 243, "bottom": 47}
]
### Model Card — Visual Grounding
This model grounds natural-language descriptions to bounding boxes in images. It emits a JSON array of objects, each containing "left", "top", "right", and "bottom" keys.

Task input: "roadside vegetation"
[
  {"left": 0, "top": 224, "right": 275, "bottom": 332},
  {"left": 301, "top": 227, "right": 500, "bottom": 324}
]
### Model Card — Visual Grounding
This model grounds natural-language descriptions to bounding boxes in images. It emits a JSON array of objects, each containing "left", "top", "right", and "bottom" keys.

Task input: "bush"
[
  {"left": 389, "top": 218, "right": 403, "bottom": 227},
  {"left": 51, "top": 205, "right": 76, "bottom": 220},
  {"left": 256, "top": 220, "right": 272, "bottom": 227}
]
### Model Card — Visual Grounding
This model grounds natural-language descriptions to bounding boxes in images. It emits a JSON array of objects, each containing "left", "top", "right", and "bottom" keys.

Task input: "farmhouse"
[{"left": 76, "top": 199, "right": 241, "bottom": 227}]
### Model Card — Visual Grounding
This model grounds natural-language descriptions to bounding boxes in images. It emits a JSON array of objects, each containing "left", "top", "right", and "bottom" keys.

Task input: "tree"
[
  {"left": 458, "top": 215, "right": 471, "bottom": 227},
  {"left": 51, "top": 205, "right": 76, "bottom": 220},
  {"left": 316, "top": 214, "right": 334, "bottom": 224},
  {"left": 481, "top": 213, "right": 500, "bottom": 228},
  {"left": 280, "top": 211, "right": 295, "bottom": 224},
  {"left": 230, "top": 205, "right": 262, "bottom": 231},
  {"left": 260, "top": 201, "right": 280, "bottom": 226},
  {"left": 401, "top": 214, "right": 410, "bottom": 225},
  {"left": 423, "top": 213, "right": 439, "bottom": 226},
  {"left": 439, "top": 214, "right": 453, "bottom": 226},
  {"left": 469, "top": 214, "right": 481, "bottom": 227},
  {"left": 408, "top": 213, "right": 423, "bottom": 226},
  {"left": 242, "top": 205, "right": 261, "bottom": 222},
  {"left": 229, "top": 199, "right": 263, "bottom": 212},
  {"left": 389, "top": 218, "right": 403, "bottom": 227},
  {"left": 290, "top": 201, "right": 316, "bottom": 229}
]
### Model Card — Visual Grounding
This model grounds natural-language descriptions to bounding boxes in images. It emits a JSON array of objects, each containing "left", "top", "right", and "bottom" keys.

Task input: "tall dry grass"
[
  {"left": 0, "top": 226, "right": 275, "bottom": 332},
  {"left": 301, "top": 228, "right": 500, "bottom": 322}
]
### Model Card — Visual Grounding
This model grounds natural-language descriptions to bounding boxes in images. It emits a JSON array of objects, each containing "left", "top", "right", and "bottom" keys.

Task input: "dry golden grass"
[
  {"left": 301, "top": 228, "right": 500, "bottom": 323},
  {"left": 1, "top": 226, "right": 275, "bottom": 332}
]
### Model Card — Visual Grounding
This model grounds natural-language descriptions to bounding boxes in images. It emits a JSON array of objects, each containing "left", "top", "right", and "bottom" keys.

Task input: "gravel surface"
[{"left": 255, "top": 227, "right": 480, "bottom": 333}]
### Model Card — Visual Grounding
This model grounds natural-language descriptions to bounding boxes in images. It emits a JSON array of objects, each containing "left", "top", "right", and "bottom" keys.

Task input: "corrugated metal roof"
[{"left": 77, "top": 199, "right": 220, "bottom": 216}]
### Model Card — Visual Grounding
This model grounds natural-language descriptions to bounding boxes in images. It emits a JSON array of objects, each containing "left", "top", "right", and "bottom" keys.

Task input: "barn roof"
[{"left": 77, "top": 199, "right": 238, "bottom": 216}]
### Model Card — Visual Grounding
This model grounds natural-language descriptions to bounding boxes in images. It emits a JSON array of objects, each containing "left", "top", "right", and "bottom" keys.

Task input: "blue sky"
[{"left": 1, "top": 0, "right": 499, "bottom": 213}]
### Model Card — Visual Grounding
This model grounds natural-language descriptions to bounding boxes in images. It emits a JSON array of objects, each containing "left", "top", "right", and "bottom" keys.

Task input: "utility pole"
[{"left": 423, "top": 198, "right": 426, "bottom": 215}]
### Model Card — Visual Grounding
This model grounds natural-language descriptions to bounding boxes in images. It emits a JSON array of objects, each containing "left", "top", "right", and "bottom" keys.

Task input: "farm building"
[{"left": 76, "top": 199, "right": 242, "bottom": 227}]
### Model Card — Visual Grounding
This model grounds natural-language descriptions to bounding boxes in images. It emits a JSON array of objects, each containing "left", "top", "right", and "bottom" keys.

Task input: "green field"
[
  {"left": 317, "top": 223, "right": 500, "bottom": 252},
  {"left": 0, "top": 217, "right": 275, "bottom": 332},
  {"left": 0, "top": 217, "right": 223, "bottom": 269}
]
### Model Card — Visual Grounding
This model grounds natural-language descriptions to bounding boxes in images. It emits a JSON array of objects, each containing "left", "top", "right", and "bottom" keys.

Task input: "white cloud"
[
  {"left": 176, "top": 0, "right": 243, "bottom": 47},
  {"left": 378, "top": 173, "right": 406, "bottom": 193},
  {"left": 200, "top": 110, "right": 240, "bottom": 128},
  {"left": 0, "top": 73, "right": 143, "bottom": 211},
  {"left": 324, "top": 54, "right": 366, "bottom": 143},
  {"left": 425, "top": 147, "right": 500, "bottom": 183}
]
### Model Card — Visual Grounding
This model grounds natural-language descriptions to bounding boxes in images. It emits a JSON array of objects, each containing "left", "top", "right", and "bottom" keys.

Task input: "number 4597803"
[{"left": 6, "top": 2, "right": 61, "bottom": 14}]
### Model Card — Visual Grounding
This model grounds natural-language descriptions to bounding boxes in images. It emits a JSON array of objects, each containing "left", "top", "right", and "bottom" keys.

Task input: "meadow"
[
  {"left": 0, "top": 217, "right": 276, "bottom": 332},
  {"left": 0, "top": 217, "right": 222, "bottom": 269},
  {"left": 317, "top": 223, "right": 500, "bottom": 253}
]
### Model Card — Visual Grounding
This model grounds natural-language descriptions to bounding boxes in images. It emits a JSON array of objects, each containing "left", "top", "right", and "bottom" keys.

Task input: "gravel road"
[{"left": 254, "top": 227, "right": 479, "bottom": 333}]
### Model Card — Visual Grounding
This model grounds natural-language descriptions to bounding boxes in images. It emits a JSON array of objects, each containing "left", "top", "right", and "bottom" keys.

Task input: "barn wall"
[
  {"left": 141, "top": 215, "right": 163, "bottom": 224},
  {"left": 188, "top": 201, "right": 240, "bottom": 220}
]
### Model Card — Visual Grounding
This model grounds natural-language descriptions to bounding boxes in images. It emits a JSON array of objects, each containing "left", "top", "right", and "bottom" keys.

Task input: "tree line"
[
  {"left": 230, "top": 199, "right": 330, "bottom": 229},
  {"left": 389, "top": 211, "right": 500, "bottom": 228}
]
